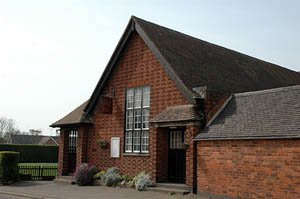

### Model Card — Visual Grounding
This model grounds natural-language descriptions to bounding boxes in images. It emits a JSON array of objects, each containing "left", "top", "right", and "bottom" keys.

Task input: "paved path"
[
  {"left": 0, "top": 181, "right": 201, "bottom": 199},
  {"left": 0, "top": 195, "right": 26, "bottom": 199}
]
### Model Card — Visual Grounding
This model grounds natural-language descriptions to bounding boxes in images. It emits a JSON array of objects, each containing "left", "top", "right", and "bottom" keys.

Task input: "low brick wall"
[{"left": 197, "top": 139, "right": 300, "bottom": 199}]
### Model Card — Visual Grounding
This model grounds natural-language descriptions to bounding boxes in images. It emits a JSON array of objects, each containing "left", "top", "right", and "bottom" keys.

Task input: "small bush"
[
  {"left": 134, "top": 171, "right": 153, "bottom": 191},
  {"left": 105, "top": 173, "right": 121, "bottom": 187},
  {"left": 102, "top": 167, "right": 121, "bottom": 187},
  {"left": 105, "top": 167, "right": 119, "bottom": 176},
  {"left": 93, "top": 170, "right": 106, "bottom": 180},
  {"left": 132, "top": 170, "right": 145, "bottom": 185},
  {"left": 0, "top": 151, "right": 20, "bottom": 184},
  {"left": 74, "top": 163, "right": 99, "bottom": 186},
  {"left": 121, "top": 174, "right": 132, "bottom": 182}
]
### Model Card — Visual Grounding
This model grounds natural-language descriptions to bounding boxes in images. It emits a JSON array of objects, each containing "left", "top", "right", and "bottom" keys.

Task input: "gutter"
[{"left": 194, "top": 135, "right": 300, "bottom": 141}]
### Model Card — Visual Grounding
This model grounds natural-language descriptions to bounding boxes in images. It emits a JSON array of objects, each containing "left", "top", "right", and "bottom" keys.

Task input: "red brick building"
[{"left": 51, "top": 16, "right": 300, "bottom": 198}]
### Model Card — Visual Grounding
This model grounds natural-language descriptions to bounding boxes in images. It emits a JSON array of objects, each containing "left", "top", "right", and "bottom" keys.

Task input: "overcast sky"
[{"left": 0, "top": 0, "right": 299, "bottom": 135}]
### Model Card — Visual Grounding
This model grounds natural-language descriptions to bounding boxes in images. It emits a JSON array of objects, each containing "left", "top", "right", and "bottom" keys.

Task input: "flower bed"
[{"left": 92, "top": 167, "right": 153, "bottom": 191}]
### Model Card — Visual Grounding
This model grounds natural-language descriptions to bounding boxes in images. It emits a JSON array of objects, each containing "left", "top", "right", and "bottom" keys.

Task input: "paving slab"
[{"left": 0, "top": 181, "right": 201, "bottom": 199}]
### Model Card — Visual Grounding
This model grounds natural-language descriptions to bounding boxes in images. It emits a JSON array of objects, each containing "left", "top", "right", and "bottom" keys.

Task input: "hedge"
[
  {"left": 0, "top": 144, "right": 58, "bottom": 163},
  {"left": 0, "top": 151, "right": 20, "bottom": 183}
]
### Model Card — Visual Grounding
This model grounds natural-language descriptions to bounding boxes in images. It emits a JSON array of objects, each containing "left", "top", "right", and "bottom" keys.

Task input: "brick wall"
[
  {"left": 58, "top": 129, "right": 69, "bottom": 176},
  {"left": 205, "top": 91, "right": 230, "bottom": 123},
  {"left": 186, "top": 125, "right": 201, "bottom": 192},
  {"left": 85, "top": 31, "right": 189, "bottom": 180},
  {"left": 77, "top": 127, "right": 89, "bottom": 166},
  {"left": 197, "top": 139, "right": 300, "bottom": 199}
]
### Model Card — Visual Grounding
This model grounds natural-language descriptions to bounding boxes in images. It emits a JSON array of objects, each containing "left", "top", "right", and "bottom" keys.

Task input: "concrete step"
[
  {"left": 54, "top": 176, "right": 75, "bottom": 185},
  {"left": 58, "top": 175, "right": 73, "bottom": 180},
  {"left": 147, "top": 183, "right": 190, "bottom": 195},
  {"left": 155, "top": 183, "right": 190, "bottom": 190}
]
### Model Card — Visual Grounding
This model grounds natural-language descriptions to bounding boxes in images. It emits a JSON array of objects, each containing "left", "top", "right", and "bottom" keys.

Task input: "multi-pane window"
[
  {"left": 125, "top": 86, "right": 150, "bottom": 153},
  {"left": 170, "top": 131, "right": 185, "bottom": 149}
]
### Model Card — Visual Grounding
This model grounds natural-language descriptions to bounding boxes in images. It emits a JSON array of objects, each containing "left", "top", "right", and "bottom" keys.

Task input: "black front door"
[
  {"left": 68, "top": 129, "right": 78, "bottom": 174},
  {"left": 168, "top": 130, "right": 186, "bottom": 183}
]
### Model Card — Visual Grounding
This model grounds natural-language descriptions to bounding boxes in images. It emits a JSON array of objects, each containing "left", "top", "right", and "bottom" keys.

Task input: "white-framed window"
[
  {"left": 142, "top": 109, "right": 149, "bottom": 130},
  {"left": 126, "top": 110, "right": 133, "bottom": 130},
  {"left": 170, "top": 131, "right": 185, "bottom": 149},
  {"left": 125, "top": 85, "right": 150, "bottom": 153},
  {"left": 141, "top": 131, "right": 149, "bottom": 153},
  {"left": 125, "top": 131, "right": 132, "bottom": 152},
  {"left": 126, "top": 88, "right": 134, "bottom": 109}
]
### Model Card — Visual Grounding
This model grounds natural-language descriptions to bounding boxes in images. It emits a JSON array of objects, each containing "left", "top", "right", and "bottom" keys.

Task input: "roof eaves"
[
  {"left": 133, "top": 17, "right": 196, "bottom": 104},
  {"left": 194, "top": 134, "right": 300, "bottom": 141},
  {"left": 49, "top": 121, "right": 92, "bottom": 128}
]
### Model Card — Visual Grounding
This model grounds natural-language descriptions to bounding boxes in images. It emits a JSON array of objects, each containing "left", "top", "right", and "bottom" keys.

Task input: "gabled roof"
[
  {"left": 10, "top": 134, "right": 60, "bottom": 145},
  {"left": 84, "top": 16, "right": 300, "bottom": 114},
  {"left": 50, "top": 100, "right": 92, "bottom": 127},
  {"left": 195, "top": 85, "right": 300, "bottom": 141}
]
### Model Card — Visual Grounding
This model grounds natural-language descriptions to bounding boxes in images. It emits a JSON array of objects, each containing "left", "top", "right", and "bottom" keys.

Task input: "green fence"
[{"left": 18, "top": 163, "right": 58, "bottom": 181}]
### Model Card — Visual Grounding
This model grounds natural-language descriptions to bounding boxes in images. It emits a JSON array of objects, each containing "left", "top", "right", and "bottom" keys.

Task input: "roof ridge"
[
  {"left": 132, "top": 16, "right": 205, "bottom": 43},
  {"left": 235, "top": 85, "right": 300, "bottom": 97},
  {"left": 131, "top": 16, "right": 299, "bottom": 72}
]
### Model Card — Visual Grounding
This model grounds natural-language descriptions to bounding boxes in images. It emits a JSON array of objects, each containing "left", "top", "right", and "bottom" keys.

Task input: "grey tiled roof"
[
  {"left": 195, "top": 85, "right": 300, "bottom": 140},
  {"left": 10, "top": 135, "right": 59, "bottom": 145},
  {"left": 50, "top": 100, "right": 92, "bottom": 127},
  {"left": 134, "top": 16, "right": 300, "bottom": 94},
  {"left": 151, "top": 104, "right": 202, "bottom": 123}
]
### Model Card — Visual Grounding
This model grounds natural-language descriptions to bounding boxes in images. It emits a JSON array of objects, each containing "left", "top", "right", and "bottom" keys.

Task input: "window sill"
[{"left": 123, "top": 153, "right": 150, "bottom": 157}]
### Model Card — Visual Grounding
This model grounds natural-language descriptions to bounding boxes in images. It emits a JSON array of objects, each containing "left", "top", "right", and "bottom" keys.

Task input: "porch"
[{"left": 151, "top": 104, "right": 204, "bottom": 193}]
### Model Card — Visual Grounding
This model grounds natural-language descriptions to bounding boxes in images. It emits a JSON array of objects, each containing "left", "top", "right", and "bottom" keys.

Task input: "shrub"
[
  {"left": 0, "top": 151, "right": 20, "bottom": 184},
  {"left": 134, "top": 171, "right": 153, "bottom": 191},
  {"left": 105, "top": 167, "right": 119, "bottom": 176},
  {"left": 105, "top": 173, "right": 121, "bottom": 187},
  {"left": 121, "top": 174, "right": 132, "bottom": 182},
  {"left": 102, "top": 167, "right": 121, "bottom": 187},
  {"left": 93, "top": 170, "right": 106, "bottom": 180},
  {"left": 132, "top": 170, "right": 145, "bottom": 185},
  {"left": 74, "top": 163, "right": 99, "bottom": 186},
  {"left": 0, "top": 144, "right": 58, "bottom": 163}
]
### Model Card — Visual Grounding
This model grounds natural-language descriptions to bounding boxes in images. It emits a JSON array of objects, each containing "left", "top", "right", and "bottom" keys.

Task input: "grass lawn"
[{"left": 18, "top": 163, "right": 59, "bottom": 180}]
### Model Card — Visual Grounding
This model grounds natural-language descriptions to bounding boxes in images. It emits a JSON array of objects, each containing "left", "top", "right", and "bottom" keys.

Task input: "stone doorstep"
[
  {"left": 54, "top": 176, "right": 75, "bottom": 185},
  {"left": 146, "top": 183, "right": 190, "bottom": 195}
]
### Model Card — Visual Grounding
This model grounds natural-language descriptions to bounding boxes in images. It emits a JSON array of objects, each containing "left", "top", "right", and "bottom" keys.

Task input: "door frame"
[
  {"left": 67, "top": 129, "right": 78, "bottom": 174},
  {"left": 168, "top": 128, "right": 186, "bottom": 183}
]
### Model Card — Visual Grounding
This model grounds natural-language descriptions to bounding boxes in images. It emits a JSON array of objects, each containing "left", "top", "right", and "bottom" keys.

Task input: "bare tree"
[
  {"left": 29, "top": 129, "right": 42, "bottom": 136},
  {"left": 0, "top": 117, "right": 8, "bottom": 138},
  {"left": 0, "top": 117, "right": 21, "bottom": 142}
]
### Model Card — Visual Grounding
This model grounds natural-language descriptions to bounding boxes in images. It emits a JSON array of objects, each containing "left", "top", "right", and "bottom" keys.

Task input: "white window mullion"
[
  {"left": 125, "top": 131, "right": 132, "bottom": 152},
  {"left": 125, "top": 86, "right": 150, "bottom": 154}
]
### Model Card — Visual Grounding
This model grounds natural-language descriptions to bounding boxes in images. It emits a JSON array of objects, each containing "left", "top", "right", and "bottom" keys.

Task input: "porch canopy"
[
  {"left": 50, "top": 100, "right": 93, "bottom": 128},
  {"left": 150, "top": 104, "right": 203, "bottom": 127}
]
